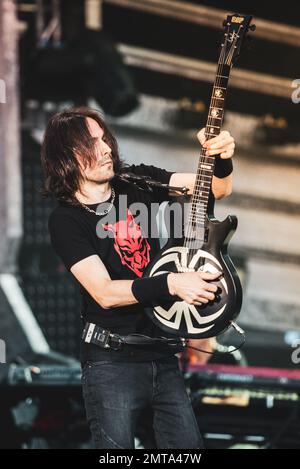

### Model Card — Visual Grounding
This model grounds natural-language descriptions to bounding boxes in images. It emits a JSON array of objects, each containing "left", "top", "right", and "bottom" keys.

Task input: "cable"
[
  {"left": 185, "top": 321, "right": 246, "bottom": 356},
  {"left": 119, "top": 322, "right": 246, "bottom": 356}
]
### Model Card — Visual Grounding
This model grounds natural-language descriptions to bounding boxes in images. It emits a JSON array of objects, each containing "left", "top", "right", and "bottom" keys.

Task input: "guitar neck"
[
  {"left": 205, "top": 64, "right": 231, "bottom": 141},
  {"left": 183, "top": 13, "right": 253, "bottom": 247},
  {"left": 189, "top": 63, "right": 231, "bottom": 227}
]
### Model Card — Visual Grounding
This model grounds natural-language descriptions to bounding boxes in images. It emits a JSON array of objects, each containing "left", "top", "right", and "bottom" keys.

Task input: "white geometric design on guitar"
[
  {"left": 153, "top": 302, "right": 227, "bottom": 334},
  {"left": 148, "top": 247, "right": 228, "bottom": 334}
]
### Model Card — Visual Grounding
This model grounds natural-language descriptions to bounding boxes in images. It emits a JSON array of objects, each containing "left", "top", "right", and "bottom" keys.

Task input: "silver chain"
[{"left": 79, "top": 187, "right": 116, "bottom": 216}]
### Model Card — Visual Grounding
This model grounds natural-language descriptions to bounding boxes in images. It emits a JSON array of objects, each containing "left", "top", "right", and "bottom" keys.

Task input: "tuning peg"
[{"left": 249, "top": 24, "right": 256, "bottom": 31}]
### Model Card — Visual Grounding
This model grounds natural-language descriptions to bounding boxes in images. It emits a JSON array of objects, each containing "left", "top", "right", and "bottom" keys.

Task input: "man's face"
[{"left": 80, "top": 117, "right": 114, "bottom": 183}]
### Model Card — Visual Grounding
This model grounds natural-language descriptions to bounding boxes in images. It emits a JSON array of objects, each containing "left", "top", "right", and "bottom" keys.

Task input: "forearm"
[
  {"left": 183, "top": 174, "right": 232, "bottom": 199},
  {"left": 212, "top": 173, "right": 232, "bottom": 199},
  {"left": 97, "top": 279, "right": 137, "bottom": 309},
  {"left": 98, "top": 274, "right": 173, "bottom": 309},
  {"left": 97, "top": 270, "right": 221, "bottom": 310},
  {"left": 71, "top": 257, "right": 172, "bottom": 310},
  {"left": 169, "top": 173, "right": 232, "bottom": 199}
]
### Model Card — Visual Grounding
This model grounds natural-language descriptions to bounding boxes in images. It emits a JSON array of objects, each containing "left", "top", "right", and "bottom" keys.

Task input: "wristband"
[
  {"left": 214, "top": 157, "right": 233, "bottom": 178},
  {"left": 131, "top": 273, "right": 174, "bottom": 306}
]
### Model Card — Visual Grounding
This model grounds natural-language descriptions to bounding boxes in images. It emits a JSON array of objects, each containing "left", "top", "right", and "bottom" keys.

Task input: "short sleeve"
[
  {"left": 48, "top": 211, "right": 97, "bottom": 271},
  {"left": 125, "top": 163, "right": 175, "bottom": 203}
]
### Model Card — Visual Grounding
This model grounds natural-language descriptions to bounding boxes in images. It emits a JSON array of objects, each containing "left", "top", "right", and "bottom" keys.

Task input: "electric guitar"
[{"left": 143, "top": 13, "right": 255, "bottom": 339}]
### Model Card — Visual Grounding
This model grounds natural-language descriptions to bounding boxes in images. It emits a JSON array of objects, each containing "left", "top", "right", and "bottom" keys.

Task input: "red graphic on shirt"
[{"left": 102, "top": 209, "right": 150, "bottom": 277}]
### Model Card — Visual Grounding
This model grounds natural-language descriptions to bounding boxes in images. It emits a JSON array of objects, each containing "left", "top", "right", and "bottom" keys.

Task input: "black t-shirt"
[{"left": 48, "top": 164, "right": 184, "bottom": 363}]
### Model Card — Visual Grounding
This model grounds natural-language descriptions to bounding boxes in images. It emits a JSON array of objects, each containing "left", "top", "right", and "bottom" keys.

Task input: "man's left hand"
[{"left": 197, "top": 128, "right": 235, "bottom": 159}]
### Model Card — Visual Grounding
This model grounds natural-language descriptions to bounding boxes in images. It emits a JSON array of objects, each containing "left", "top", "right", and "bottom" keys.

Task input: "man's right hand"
[{"left": 167, "top": 271, "right": 222, "bottom": 305}]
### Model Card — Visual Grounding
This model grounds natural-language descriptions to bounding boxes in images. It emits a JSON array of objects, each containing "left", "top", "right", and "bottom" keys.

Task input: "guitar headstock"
[{"left": 220, "top": 14, "right": 255, "bottom": 66}]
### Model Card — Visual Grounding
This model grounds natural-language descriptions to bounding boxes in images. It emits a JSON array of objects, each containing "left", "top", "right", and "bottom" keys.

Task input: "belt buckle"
[
  {"left": 101, "top": 329, "right": 112, "bottom": 348},
  {"left": 109, "top": 334, "right": 123, "bottom": 351}
]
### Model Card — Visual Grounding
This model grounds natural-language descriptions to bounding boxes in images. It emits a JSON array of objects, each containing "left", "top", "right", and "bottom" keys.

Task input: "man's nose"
[{"left": 101, "top": 142, "right": 112, "bottom": 156}]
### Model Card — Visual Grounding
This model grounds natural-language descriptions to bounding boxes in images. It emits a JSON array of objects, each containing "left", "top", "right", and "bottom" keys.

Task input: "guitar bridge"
[
  {"left": 175, "top": 257, "right": 195, "bottom": 273},
  {"left": 176, "top": 265, "right": 195, "bottom": 273}
]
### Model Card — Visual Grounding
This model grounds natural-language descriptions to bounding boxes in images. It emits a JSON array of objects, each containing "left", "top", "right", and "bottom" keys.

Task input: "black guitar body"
[
  {"left": 142, "top": 12, "right": 253, "bottom": 339},
  {"left": 143, "top": 199, "right": 242, "bottom": 339}
]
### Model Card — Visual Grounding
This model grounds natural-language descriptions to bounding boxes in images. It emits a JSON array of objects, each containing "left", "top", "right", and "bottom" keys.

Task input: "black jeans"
[{"left": 81, "top": 356, "right": 203, "bottom": 449}]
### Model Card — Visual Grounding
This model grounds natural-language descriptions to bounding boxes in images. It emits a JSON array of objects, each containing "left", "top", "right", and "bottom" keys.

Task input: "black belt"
[{"left": 82, "top": 322, "right": 187, "bottom": 351}]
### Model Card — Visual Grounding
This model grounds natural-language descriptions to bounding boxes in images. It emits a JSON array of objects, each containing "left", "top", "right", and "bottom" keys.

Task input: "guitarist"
[{"left": 43, "top": 106, "right": 235, "bottom": 449}]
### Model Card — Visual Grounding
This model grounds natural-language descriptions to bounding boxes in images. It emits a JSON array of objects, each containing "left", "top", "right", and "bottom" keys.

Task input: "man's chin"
[
  {"left": 106, "top": 168, "right": 115, "bottom": 181},
  {"left": 91, "top": 171, "right": 115, "bottom": 184}
]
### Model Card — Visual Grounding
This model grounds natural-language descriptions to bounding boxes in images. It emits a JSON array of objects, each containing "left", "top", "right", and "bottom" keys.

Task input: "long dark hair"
[{"left": 41, "top": 107, "right": 125, "bottom": 205}]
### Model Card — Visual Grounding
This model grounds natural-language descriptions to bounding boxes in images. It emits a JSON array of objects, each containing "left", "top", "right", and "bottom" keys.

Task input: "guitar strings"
[
  {"left": 186, "top": 25, "right": 241, "bottom": 249},
  {"left": 184, "top": 45, "right": 226, "bottom": 263},
  {"left": 184, "top": 25, "right": 242, "bottom": 268},
  {"left": 185, "top": 26, "right": 242, "bottom": 272}
]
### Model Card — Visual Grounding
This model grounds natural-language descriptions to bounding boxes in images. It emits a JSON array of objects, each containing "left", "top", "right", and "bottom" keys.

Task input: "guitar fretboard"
[
  {"left": 183, "top": 16, "right": 252, "bottom": 248},
  {"left": 184, "top": 64, "right": 231, "bottom": 248}
]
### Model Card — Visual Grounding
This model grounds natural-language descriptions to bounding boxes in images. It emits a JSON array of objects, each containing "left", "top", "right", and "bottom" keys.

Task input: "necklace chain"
[{"left": 79, "top": 187, "right": 115, "bottom": 216}]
